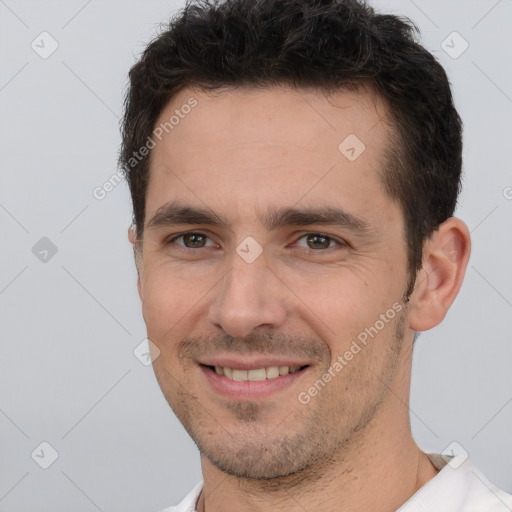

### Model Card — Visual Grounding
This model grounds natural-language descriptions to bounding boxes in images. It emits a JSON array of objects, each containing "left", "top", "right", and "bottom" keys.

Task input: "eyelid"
[
  {"left": 166, "top": 230, "right": 347, "bottom": 250},
  {"left": 166, "top": 231, "right": 219, "bottom": 247},
  {"left": 292, "top": 232, "right": 347, "bottom": 250}
]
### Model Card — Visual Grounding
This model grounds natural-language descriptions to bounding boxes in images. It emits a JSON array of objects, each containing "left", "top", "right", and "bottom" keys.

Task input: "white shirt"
[{"left": 160, "top": 454, "right": 512, "bottom": 511}]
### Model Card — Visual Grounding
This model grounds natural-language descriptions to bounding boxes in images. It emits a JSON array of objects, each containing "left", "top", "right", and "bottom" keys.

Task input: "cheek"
[
  {"left": 285, "top": 269, "right": 399, "bottom": 350},
  {"left": 139, "top": 260, "right": 221, "bottom": 349},
  {"left": 140, "top": 265, "right": 193, "bottom": 336},
  {"left": 140, "top": 275, "right": 193, "bottom": 377}
]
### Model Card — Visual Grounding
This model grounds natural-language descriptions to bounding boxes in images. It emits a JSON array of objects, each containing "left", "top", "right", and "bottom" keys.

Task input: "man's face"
[{"left": 135, "top": 85, "right": 413, "bottom": 479}]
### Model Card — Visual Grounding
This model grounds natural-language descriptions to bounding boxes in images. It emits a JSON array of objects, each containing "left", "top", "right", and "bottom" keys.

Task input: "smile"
[
  {"left": 209, "top": 365, "right": 306, "bottom": 381},
  {"left": 200, "top": 362, "right": 311, "bottom": 399}
]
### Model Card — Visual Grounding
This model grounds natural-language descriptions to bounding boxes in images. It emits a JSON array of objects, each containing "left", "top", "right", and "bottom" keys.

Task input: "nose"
[{"left": 207, "top": 251, "right": 288, "bottom": 339}]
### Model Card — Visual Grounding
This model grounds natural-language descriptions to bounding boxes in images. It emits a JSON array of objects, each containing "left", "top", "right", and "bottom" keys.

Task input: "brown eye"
[
  {"left": 306, "top": 234, "right": 331, "bottom": 249},
  {"left": 182, "top": 233, "right": 207, "bottom": 248},
  {"left": 295, "top": 233, "right": 343, "bottom": 250},
  {"left": 168, "top": 232, "right": 216, "bottom": 249}
]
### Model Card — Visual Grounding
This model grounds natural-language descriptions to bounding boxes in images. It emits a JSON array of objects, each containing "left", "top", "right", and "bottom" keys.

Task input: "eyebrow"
[{"left": 146, "top": 200, "right": 373, "bottom": 235}]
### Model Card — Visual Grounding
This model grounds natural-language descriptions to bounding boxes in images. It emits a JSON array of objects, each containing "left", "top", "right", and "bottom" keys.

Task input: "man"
[{"left": 120, "top": 0, "right": 512, "bottom": 510}]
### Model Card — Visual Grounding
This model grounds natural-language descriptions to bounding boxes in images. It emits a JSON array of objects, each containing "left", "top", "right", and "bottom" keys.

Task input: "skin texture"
[{"left": 129, "top": 85, "right": 471, "bottom": 511}]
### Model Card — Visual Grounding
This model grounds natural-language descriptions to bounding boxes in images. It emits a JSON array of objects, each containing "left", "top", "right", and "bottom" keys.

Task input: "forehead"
[
  {"left": 146, "top": 84, "right": 396, "bottom": 228},
  {"left": 157, "top": 83, "right": 390, "bottom": 152}
]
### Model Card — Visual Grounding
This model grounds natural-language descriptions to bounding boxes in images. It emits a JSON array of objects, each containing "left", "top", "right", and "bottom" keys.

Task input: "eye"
[
  {"left": 165, "top": 231, "right": 346, "bottom": 252},
  {"left": 167, "top": 232, "right": 218, "bottom": 249},
  {"left": 294, "top": 233, "right": 346, "bottom": 251}
]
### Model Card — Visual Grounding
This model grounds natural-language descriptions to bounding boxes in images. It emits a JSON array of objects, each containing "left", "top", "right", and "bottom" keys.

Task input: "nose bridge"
[{"left": 207, "top": 249, "right": 287, "bottom": 338}]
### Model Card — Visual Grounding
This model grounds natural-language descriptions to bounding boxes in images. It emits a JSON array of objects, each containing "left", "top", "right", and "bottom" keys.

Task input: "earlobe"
[
  {"left": 408, "top": 217, "right": 471, "bottom": 332},
  {"left": 128, "top": 225, "right": 137, "bottom": 245}
]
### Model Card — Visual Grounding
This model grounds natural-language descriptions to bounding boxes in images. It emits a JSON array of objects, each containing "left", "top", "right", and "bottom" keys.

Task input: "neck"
[{"left": 196, "top": 346, "right": 438, "bottom": 512}]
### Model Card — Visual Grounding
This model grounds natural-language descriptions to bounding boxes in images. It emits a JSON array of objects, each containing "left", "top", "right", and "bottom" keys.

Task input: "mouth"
[
  {"left": 202, "top": 364, "right": 309, "bottom": 381},
  {"left": 199, "top": 362, "right": 311, "bottom": 399}
]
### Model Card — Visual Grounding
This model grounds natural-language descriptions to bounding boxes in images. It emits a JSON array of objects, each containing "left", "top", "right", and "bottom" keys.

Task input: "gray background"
[{"left": 0, "top": 0, "right": 511, "bottom": 510}]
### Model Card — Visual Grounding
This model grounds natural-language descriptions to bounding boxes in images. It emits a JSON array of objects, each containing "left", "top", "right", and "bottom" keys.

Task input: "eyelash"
[{"left": 165, "top": 231, "right": 347, "bottom": 252}]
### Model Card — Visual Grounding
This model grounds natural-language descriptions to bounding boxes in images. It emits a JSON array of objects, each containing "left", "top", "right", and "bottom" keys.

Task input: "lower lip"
[{"left": 200, "top": 365, "right": 309, "bottom": 400}]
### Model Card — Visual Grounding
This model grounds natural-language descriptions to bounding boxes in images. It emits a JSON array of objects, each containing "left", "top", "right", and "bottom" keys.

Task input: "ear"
[
  {"left": 408, "top": 217, "right": 471, "bottom": 332},
  {"left": 128, "top": 225, "right": 143, "bottom": 301}
]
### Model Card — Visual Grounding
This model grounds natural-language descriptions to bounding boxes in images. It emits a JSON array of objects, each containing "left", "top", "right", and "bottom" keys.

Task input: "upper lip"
[{"left": 198, "top": 357, "right": 310, "bottom": 370}]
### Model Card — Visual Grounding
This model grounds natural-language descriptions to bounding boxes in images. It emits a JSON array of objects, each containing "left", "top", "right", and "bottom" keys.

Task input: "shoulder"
[
  {"left": 399, "top": 454, "right": 512, "bottom": 511},
  {"left": 463, "top": 461, "right": 512, "bottom": 511}
]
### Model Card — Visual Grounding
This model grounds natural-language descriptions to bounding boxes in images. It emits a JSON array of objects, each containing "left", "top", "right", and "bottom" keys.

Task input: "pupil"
[
  {"left": 185, "top": 233, "right": 205, "bottom": 247},
  {"left": 308, "top": 234, "right": 329, "bottom": 249}
]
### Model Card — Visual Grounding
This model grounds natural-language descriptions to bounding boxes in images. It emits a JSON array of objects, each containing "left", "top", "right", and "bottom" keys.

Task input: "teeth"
[
  {"left": 232, "top": 369, "right": 248, "bottom": 381},
  {"left": 213, "top": 365, "right": 305, "bottom": 381},
  {"left": 266, "top": 366, "right": 280, "bottom": 379},
  {"left": 248, "top": 368, "right": 267, "bottom": 381}
]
